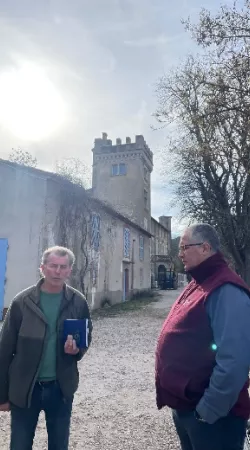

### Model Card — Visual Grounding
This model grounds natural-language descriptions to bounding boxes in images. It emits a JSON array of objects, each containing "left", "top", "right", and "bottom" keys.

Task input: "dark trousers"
[
  {"left": 172, "top": 409, "right": 247, "bottom": 450},
  {"left": 10, "top": 381, "right": 73, "bottom": 450}
]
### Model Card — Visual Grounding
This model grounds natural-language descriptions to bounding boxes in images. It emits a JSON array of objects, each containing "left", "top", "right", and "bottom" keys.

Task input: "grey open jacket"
[{"left": 0, "top": 279, "right": 92, "bottom": 408}]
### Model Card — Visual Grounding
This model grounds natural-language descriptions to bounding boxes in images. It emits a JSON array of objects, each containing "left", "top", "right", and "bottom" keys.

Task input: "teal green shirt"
[{"left": 37, "top": 291, "right": 62, "bottom": 381}]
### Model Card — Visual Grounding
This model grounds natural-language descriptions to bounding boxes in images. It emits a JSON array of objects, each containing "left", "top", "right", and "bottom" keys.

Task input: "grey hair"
[
  {"left": 42, "top": 246, "right": 75, "bottom": 266},
  {"left": 187, "top": 224, "right": 220, "bottom": 252}
]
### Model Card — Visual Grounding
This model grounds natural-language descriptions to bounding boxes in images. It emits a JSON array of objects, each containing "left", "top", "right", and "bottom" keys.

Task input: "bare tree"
[
  {"left": 57, "top": 182, "right": 91, "bottom": 296},
  {"left": 8, "top": 148, "right": 37, "bottom": 168},
  {"left": 184, "top": 0, "right": 250, "bottom": 50},
  {"left": 155, "top": 1, "right": 250, "bottom": 283},
  {"left": 55, "top": 157, "right": 91, "bottom": 189}
]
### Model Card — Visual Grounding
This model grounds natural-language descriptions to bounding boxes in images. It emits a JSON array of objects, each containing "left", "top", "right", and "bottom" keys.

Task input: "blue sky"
[{"left": 0, "top": 0, "right": 236, "bottom": 233}]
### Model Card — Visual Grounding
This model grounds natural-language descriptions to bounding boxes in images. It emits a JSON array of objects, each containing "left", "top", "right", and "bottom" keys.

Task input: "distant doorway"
[
  {"left": 158, "top": 265, "right": 177, "bottom": 290},
  {"left": 123, "top": 268, "right": 129, "bottom": 301},
  {"left": 158, "top": 265, "right": 166, "bottom": 290}
]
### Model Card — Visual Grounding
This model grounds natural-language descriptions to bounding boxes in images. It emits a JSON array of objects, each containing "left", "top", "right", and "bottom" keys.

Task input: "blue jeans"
[
  {"left": 172, "top": 409, "right": 247, "bottom": 450},
  {"left": 10, "top": 381, "right": 73, "bottom": 450}
]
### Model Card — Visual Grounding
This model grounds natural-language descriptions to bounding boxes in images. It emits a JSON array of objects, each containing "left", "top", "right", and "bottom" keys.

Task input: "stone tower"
[{"left": 92, "top": 133, "right": 153, "bottom": 231}]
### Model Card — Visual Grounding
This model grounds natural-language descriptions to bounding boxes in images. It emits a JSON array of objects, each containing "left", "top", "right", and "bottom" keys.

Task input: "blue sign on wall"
[{"left": 0, "top": 239, "right": 8, "bottom": 320}]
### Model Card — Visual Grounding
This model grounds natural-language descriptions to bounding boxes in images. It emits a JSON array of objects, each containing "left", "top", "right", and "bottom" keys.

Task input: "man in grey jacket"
[{"left": 0, "top": 246, "right": 92, "bottom": 450}]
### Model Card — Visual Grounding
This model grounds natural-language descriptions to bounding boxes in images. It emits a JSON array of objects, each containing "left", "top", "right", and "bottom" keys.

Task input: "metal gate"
[{"left": 158, "top": 266, "right": 177, "bottom": 290}]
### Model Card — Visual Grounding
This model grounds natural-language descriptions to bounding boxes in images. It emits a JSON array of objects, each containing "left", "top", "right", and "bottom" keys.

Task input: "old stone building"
[
  {"left": 91, "top": 133, "right": 153, "bottom": 231},
  {"left": 0, "top": 158, "right": 152, "bottom": 317},
  {"left": 151, "top": 216, "right": 173, "bottom": 288},
  {"left": 0, "top": 133, "right": 172, "bottom": 317},
  {"left": 91, "top": 133, "right": 172, "bottom": 288}
]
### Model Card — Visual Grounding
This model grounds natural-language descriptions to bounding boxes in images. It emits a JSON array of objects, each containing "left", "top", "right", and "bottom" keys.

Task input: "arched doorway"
[{"left": 158, "top": 265, "right": 166, "bottom": 289}]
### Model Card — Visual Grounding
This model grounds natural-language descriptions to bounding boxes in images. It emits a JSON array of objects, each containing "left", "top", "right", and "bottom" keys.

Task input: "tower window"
[{"left": 112, "top": 163, "right": 127, "bottom": 176}]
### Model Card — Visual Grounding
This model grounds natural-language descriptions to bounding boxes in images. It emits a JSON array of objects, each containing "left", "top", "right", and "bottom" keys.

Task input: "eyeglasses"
[{"left": 179, "top": 243, "right": 204, "bottom": 252}]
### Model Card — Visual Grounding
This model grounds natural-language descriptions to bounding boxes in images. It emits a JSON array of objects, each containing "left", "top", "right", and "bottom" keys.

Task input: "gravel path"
[{"left": 0, "top": 290, "right": 182, "bottom": 450}]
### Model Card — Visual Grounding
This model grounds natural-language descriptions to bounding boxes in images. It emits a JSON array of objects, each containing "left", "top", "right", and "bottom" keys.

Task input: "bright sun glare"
[{"left": 0, "top": 63, "right": 66, "bottom": 141}]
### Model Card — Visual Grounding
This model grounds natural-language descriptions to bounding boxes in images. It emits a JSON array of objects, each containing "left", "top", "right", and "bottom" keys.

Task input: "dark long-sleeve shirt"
[{"left": 196, "top": 283, "right": 250, "bottom": 424}]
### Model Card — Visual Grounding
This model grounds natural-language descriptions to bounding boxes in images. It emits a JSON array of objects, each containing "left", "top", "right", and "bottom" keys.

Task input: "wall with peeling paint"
[{"left": 0, "top": 160, "right": 151, "bottom": 312}]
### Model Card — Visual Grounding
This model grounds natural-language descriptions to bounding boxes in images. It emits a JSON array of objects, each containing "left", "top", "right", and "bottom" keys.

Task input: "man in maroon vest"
[{"left": 155, "top": 224, "right": 250, "bottom": 450}]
